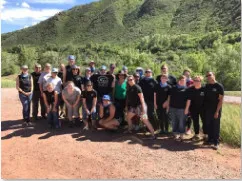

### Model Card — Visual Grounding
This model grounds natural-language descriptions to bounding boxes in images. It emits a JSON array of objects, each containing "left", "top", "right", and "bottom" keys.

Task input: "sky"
[{"left": 1, "top": 0, "right": 100, "bottom": 34}]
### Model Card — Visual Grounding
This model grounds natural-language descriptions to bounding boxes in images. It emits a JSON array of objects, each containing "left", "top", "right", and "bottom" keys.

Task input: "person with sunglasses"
[
  {"left": 99, "top": 95, "right": 120, "bottom": 130},
  {"left": 203, "top": 72, "right": 224, "bottom": 150},
  {"left": 107, "top": 63, "right": 116, "bottom": 75},
  {"left": 156, "top": 64, "right": 177, "bottom": 86},
  {"left": 82, "top": 81, "right": 97, "bottom": 130},
  {"left": 138, "top": 68, "right": 158, "bottom": 131},
  {"left": 154, "top": 74, "right": 171, "bottom": 134},
  {"left": 16, "top": 65, "right": 33, "bottom": 126},
  {"left": 125, "top": 75, "right": 156, "bottom": 139},
  {"left": 185, "top": 75, "right": 205, "bottom": 140},
  {"left": 63, "top": 55, "right": 79, "bottom": 84},
  {"left": 70, "top": 65, "right": 83, "bottom": 91}
]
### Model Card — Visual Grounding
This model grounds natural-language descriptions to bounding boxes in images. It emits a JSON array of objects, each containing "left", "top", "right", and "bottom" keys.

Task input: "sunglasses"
[
  {"left": 145, "top": 71, "right": 152, "bottom": 73},
  {"left": 86, "top": 85, "right": 92, "bottom": 87},
  {"left": 128, "top": 79, "right": 133, "bottom": 81},
  {"left": 206, "top": 74, "right": 212, "bottom": 77},
  {"left": 72, "top": 69, "right": 78, "bottom": 70},
  {"left": 193, "top": 80, "right": 201, "bottom": 82}
]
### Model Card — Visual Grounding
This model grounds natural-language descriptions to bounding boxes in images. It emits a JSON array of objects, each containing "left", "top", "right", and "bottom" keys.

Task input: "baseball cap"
[
  {"left": 21, "top": 65, "right": 28, "bottom": 69},
  {"left": 122, "top": 66, "right": 128, "bottom": 70},
  {"left": 102, "top": 95, "right": 111, "bottom": 101},
  {"left": 51, "top": 68, "right": 58, "bottom": 73},
  {"left": 100, "top": 65, "right": 107, "bottom": 70},
  {"left": 68, "top": 55, "right": 75, "bottom": 60},
  {"left": 136, "top": 67, "right": 143, "bottom": 71}
]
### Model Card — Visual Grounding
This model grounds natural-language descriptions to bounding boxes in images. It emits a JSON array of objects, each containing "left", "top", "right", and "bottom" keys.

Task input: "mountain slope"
[{"left": 1, "top": 0, "right": 241, "bottom": 47}]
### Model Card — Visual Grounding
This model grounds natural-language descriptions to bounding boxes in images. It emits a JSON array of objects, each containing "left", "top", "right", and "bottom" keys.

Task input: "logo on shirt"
[
  {"left": 98, "top": 76, "right": 109, "bottom": 87},
  {"left": 164, "top": 88, "right": 168, "bottom": 91},
  {"left": 212, "top": 88, "right": 217, "bottom": 92},
  {"left": 200, "top": 92, "right": 204, "bottom": 96}
]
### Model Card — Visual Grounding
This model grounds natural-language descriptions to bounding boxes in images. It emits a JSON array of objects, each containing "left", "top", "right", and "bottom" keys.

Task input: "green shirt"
[{"left": 114, "top": 80, "right": 127, "bottom": 100}]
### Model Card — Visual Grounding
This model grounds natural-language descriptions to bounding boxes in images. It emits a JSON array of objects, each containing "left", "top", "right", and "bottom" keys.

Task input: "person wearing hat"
[
  {"left": 122, "top": 66, "right": 129, "bottom": 75},
  {"left": 99, "top": 95, "right": 120, "bottom": 130},
  {"left": 62, "top": 81, "right": 82, "bottom": 128},
  {"left": 136, "top": 67, "right": 144, "bottom": 79},
  {"left": 16, "top": 65, "right": 33, "bottom": 125},
  {"left": 43, "top": 83, "right": 59, "bottom": 129},
  {"left": 138, "top": 68, "right": 158, "bottom": 131},
  {"left": 45, "top": 68, "right": 62, "bottom": 94},
  {"left": 133, "top": 73, "right": 140, "bottom": 84},
  {"left": 107, "top": 63, "right": 116, "bottom": 75},
  {"left": 82, "top": 67, "right": 92, "bottom": 90},
  {"left": 114, "top": 70, "right": 127, "bottom": 124},
  {"left": 38, "top": 63, "right": 52, "bottom": 119},
  {"left": 82, "top": 81, "right": 97, "bottom": 130},
  {"left": 31, "top": 63, "right": 45, "bottom": 121},
  {"left": 99, "top": 65, "right": 107, "bottom": 75},
  {"left": 63, "top": 55, "right": 78, "bottom": 84},
  {"left": 89, "top": 60, "right": 97, "bottom": 75}
]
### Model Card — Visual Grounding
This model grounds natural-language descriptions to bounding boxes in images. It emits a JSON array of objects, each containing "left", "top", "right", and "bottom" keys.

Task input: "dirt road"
[{"left": 1, "top": 88, "right": 241, "bottom": 179}]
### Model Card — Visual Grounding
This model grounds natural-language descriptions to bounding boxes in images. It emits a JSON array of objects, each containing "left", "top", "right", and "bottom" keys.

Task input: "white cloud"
[
  {"left": 21, "top": 2, "right": 30, "bottom": 8},
  {"left": 25, "top": 0, "right": 76, "bottom": 4},
  {"left": 32, "top": 21, "right": 38, "bottom": 25},
  {"left": 2, "top": 8, "right": 62, "bottom": 22},
  {"left": 24, "top": 25, "right": 29, "bottom": 28},
  {"left": 1, "top": 0, "right": 7, "bottom": 9}
]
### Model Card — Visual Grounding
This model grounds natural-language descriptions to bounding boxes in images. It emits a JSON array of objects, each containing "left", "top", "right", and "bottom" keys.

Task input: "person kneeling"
[
  {"left": 43, "top": 83, "right": 59, "bottom": 129},
  {"left": 99, "top": 95, "right": 120, "bottom": 130}
]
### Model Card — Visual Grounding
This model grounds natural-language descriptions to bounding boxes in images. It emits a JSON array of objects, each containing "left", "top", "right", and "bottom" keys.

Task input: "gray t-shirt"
[
  {"left": 62, "top": 87, "right": 81, "bottom": 104},
  {"left": 38, "top": 72, "right": 51, "bottom": 91},
  {"left": 45, "top": 76, "right": 62, "bottom": 93}
]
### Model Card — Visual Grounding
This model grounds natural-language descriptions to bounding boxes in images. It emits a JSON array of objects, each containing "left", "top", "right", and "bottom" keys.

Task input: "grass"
[
  {"left": 220, "top": 103, "right": 241, "bottom": 147},
  {"left": 1, "top": 74, "right": 17, "bottom": 88},
  {"left": 224, "top": 91, "right": 241, "bottom": 97}
]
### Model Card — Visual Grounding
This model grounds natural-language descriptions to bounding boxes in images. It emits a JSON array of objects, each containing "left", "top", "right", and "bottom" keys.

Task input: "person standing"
[
  {"left": 107, "top": 63, "right": 116, "bottom": 75},
  {"left": 82, "top": 81, "right": 97, "bottom": 130},
  {"left": 169, "top": 75, "right": 188, "bottom": 141},
  {"left": 43, "top": 83, "right": 59, "bottom": 129},
  {"left": 38, "top": 63, "right": 52, "bottom": 119},
  {"left": 16, "top": 65, "right": 33, "bottom": 125},
  {"left": 203, "top": 72, "right": 224, "bottom": 150},
  {"left": 63, "top": 55, "right": 77, "bottom": 84},
  {"left": 154, "top": 74, "right": 171, "bottom": 134},
  {"left": 89, "top": 60, "right": 97, "bottom": 75},
  {"left": 183, "top": 69, "right": 194, "bottom": 135},
  {"left": 114, "top": 70, "right": 127, "bottom": 124},
  {"left": 58, "top": 63, "right": 65, "bottom": 117},
  {"left": 133, "top": 73, "right": 140, "bottom": 84},
  {"left": 156, "top": 64, "right": 177, "bottom": 86},
  {"left": 185, "top": 75, "right": 205, "bottom": 140},
  {"left": 31, "top": 63, "right": 45, "bottom": 120},
  {"left": 62, "top": 81, "right": 82, "bottom": 127},
  {"left": 45, "top": 68, "right": 62, "bottom": 94},
  {"left": 82, "top": 67, "right": 92, "bottom": 90},
  {"left": 122, "top": 66, "right": 129, "bottom": 75},
  {"left": 125, "top": 75, "right": 156, "bottom": 139},
  {"left": 70, "top": 65, "right": 83, "bottom": 91},
  {"left": 138, "top": 68, "right": 158, "bottom": 130}
]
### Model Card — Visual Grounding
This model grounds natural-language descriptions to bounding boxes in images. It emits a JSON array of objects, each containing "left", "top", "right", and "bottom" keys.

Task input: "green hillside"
[
  {"left": 1, "top": 0, "right": 241, "bottom": 46},
  {"left": 1, "top": 0, "right": 241, "bottom": 91}
]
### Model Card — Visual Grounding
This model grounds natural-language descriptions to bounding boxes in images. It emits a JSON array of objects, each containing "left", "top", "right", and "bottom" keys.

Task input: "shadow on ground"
[{"left": 1, "top": 118, "right": 212, "bottom": 152}]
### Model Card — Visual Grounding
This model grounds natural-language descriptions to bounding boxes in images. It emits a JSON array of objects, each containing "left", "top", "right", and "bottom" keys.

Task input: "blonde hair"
[{"left": 193, "top": 75, "right": 204, "bottom": 82}]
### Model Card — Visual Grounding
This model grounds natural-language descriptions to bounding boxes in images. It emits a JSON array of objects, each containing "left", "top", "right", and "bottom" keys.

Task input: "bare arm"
[
  {"left": 53, "top": 91, "right": 58, "bottom": 111},
  {"left": 43, "top": 92, "right": 50, "bottom": 113},
  {"left": 154, "top": 92, "right": 157, "bottom": 109},
  {"left": 73, "top": 94, "right": 81, "bottom": 107},
  {"left": 138, "top": 93, "right": 146, "bottom": 113},
  {"left": 62, "top": 93, "right": 72, "bottom": 107},
  {"left": 102, "top": 104, "right": 115, "bottom": 122},
  {"left": 214, "top": 94, "right": 224, "bottom": 118},
  {"left": 91, "top": 97, "right": 97, "bottom": 112},
  {"left": 99, "top": 104, "right": 104, "bottom": 118},
  {"left": 63, "top": 67, "right": 66, "bottom": 84}
]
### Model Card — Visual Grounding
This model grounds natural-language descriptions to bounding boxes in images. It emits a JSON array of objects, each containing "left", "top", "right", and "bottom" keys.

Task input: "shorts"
[{"left": 128, "top": 105, "right": 142, "bottom": 116}]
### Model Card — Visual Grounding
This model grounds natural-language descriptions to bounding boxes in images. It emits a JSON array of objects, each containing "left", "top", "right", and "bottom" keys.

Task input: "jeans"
[
  {"left": 32, "top": 90, "right": 45, "bottom": 118},
  {"left": 19, "top": 93, "right": 32, "bottom": 121},
  {"left": 169, "top": 107, "right": 187, "bottom": 134},
  {"left": 82, "top": 107, "right": 97, "bottom": 120},
  {"left": 47, "top": 111, "right": 59, "bottom": 128}
]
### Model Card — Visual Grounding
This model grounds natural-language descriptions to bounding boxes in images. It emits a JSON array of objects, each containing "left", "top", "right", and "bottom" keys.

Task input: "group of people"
[{"left": 16, "top": 55, "right": 224, "bottom": 149}]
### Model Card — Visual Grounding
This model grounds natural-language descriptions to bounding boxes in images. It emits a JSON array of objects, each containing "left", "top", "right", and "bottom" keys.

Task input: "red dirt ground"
[{"left": 1, "top": 88, "right": 241, "bottom": 179}]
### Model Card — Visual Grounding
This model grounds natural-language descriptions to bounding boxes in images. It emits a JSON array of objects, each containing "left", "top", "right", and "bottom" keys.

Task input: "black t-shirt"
[
  {"left": 90, "top": 74, "right": 114, "bottom": 97},
  {"left": 127, "top": 84, "right": 142, "bottom": 107},
  {"left": 103, "top": 104, "right": 119, "bottom": 119},
  {"left": 31, "top": 72, "right": 41, "bottom": 91},
  {"left": 44, "top": 91, "right": 55, "bottom": 105},
  {"left": 71, "top": 75, "right": 83, "bottom": 91},
  {"left": 65, "top": 65, "right": 73, "bottom": 82},
  {"left": 156, "top": 74, "right": 177, "bottom": 86},
  {"left": 82, "top": 76, "right": 91, "bottom": 86},
  {"left": 57, "top": 72, "right": 63, "bottom": 82},
  {"left": 187, "top": 86, "right": 205, "bottom": 111},
  {"left": 82, "top": 90, "right": 97, "bottom": 109},
  {"left": 138, "top": 77, "right": 157, "bottom": 102},
  {"left": 204, "top": 82, "right": 224, "bottom": 111},
  {"left": 170, "top": 85, "right": 188, "bottom": 109},
  {"left": 154, "top": 84, "right": 171, "bottom": 106}
]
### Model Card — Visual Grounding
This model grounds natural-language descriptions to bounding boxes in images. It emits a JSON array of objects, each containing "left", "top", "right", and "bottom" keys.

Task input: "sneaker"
[
  {"left": 186, "top": 128, "right": 192, "bottom": 135},
  {"left": 213, "top": 144, "right": 219, "bottom": 150},
  {"left": 191, "top": 134, "right": 200, "bottom": 141},
  {"left": 83, "top": 126, "right": 89, "bottom": 131},
  {"left": 42, "top": 115, "right": 47, "bottom": 120},
  {"left": 22, "top": 121, "right": 28, "bottom": 126},
  {"left": 148, "top": 135, "right": 157, "bottom": 140}
]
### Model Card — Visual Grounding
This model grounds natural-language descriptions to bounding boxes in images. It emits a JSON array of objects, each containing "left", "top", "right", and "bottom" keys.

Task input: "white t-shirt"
[
  {"left": 44, "top": 76, "right": 62, "bottom": 93},
  {"left": 38, "top": 72, "right": 51, "bottom": 91}
]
